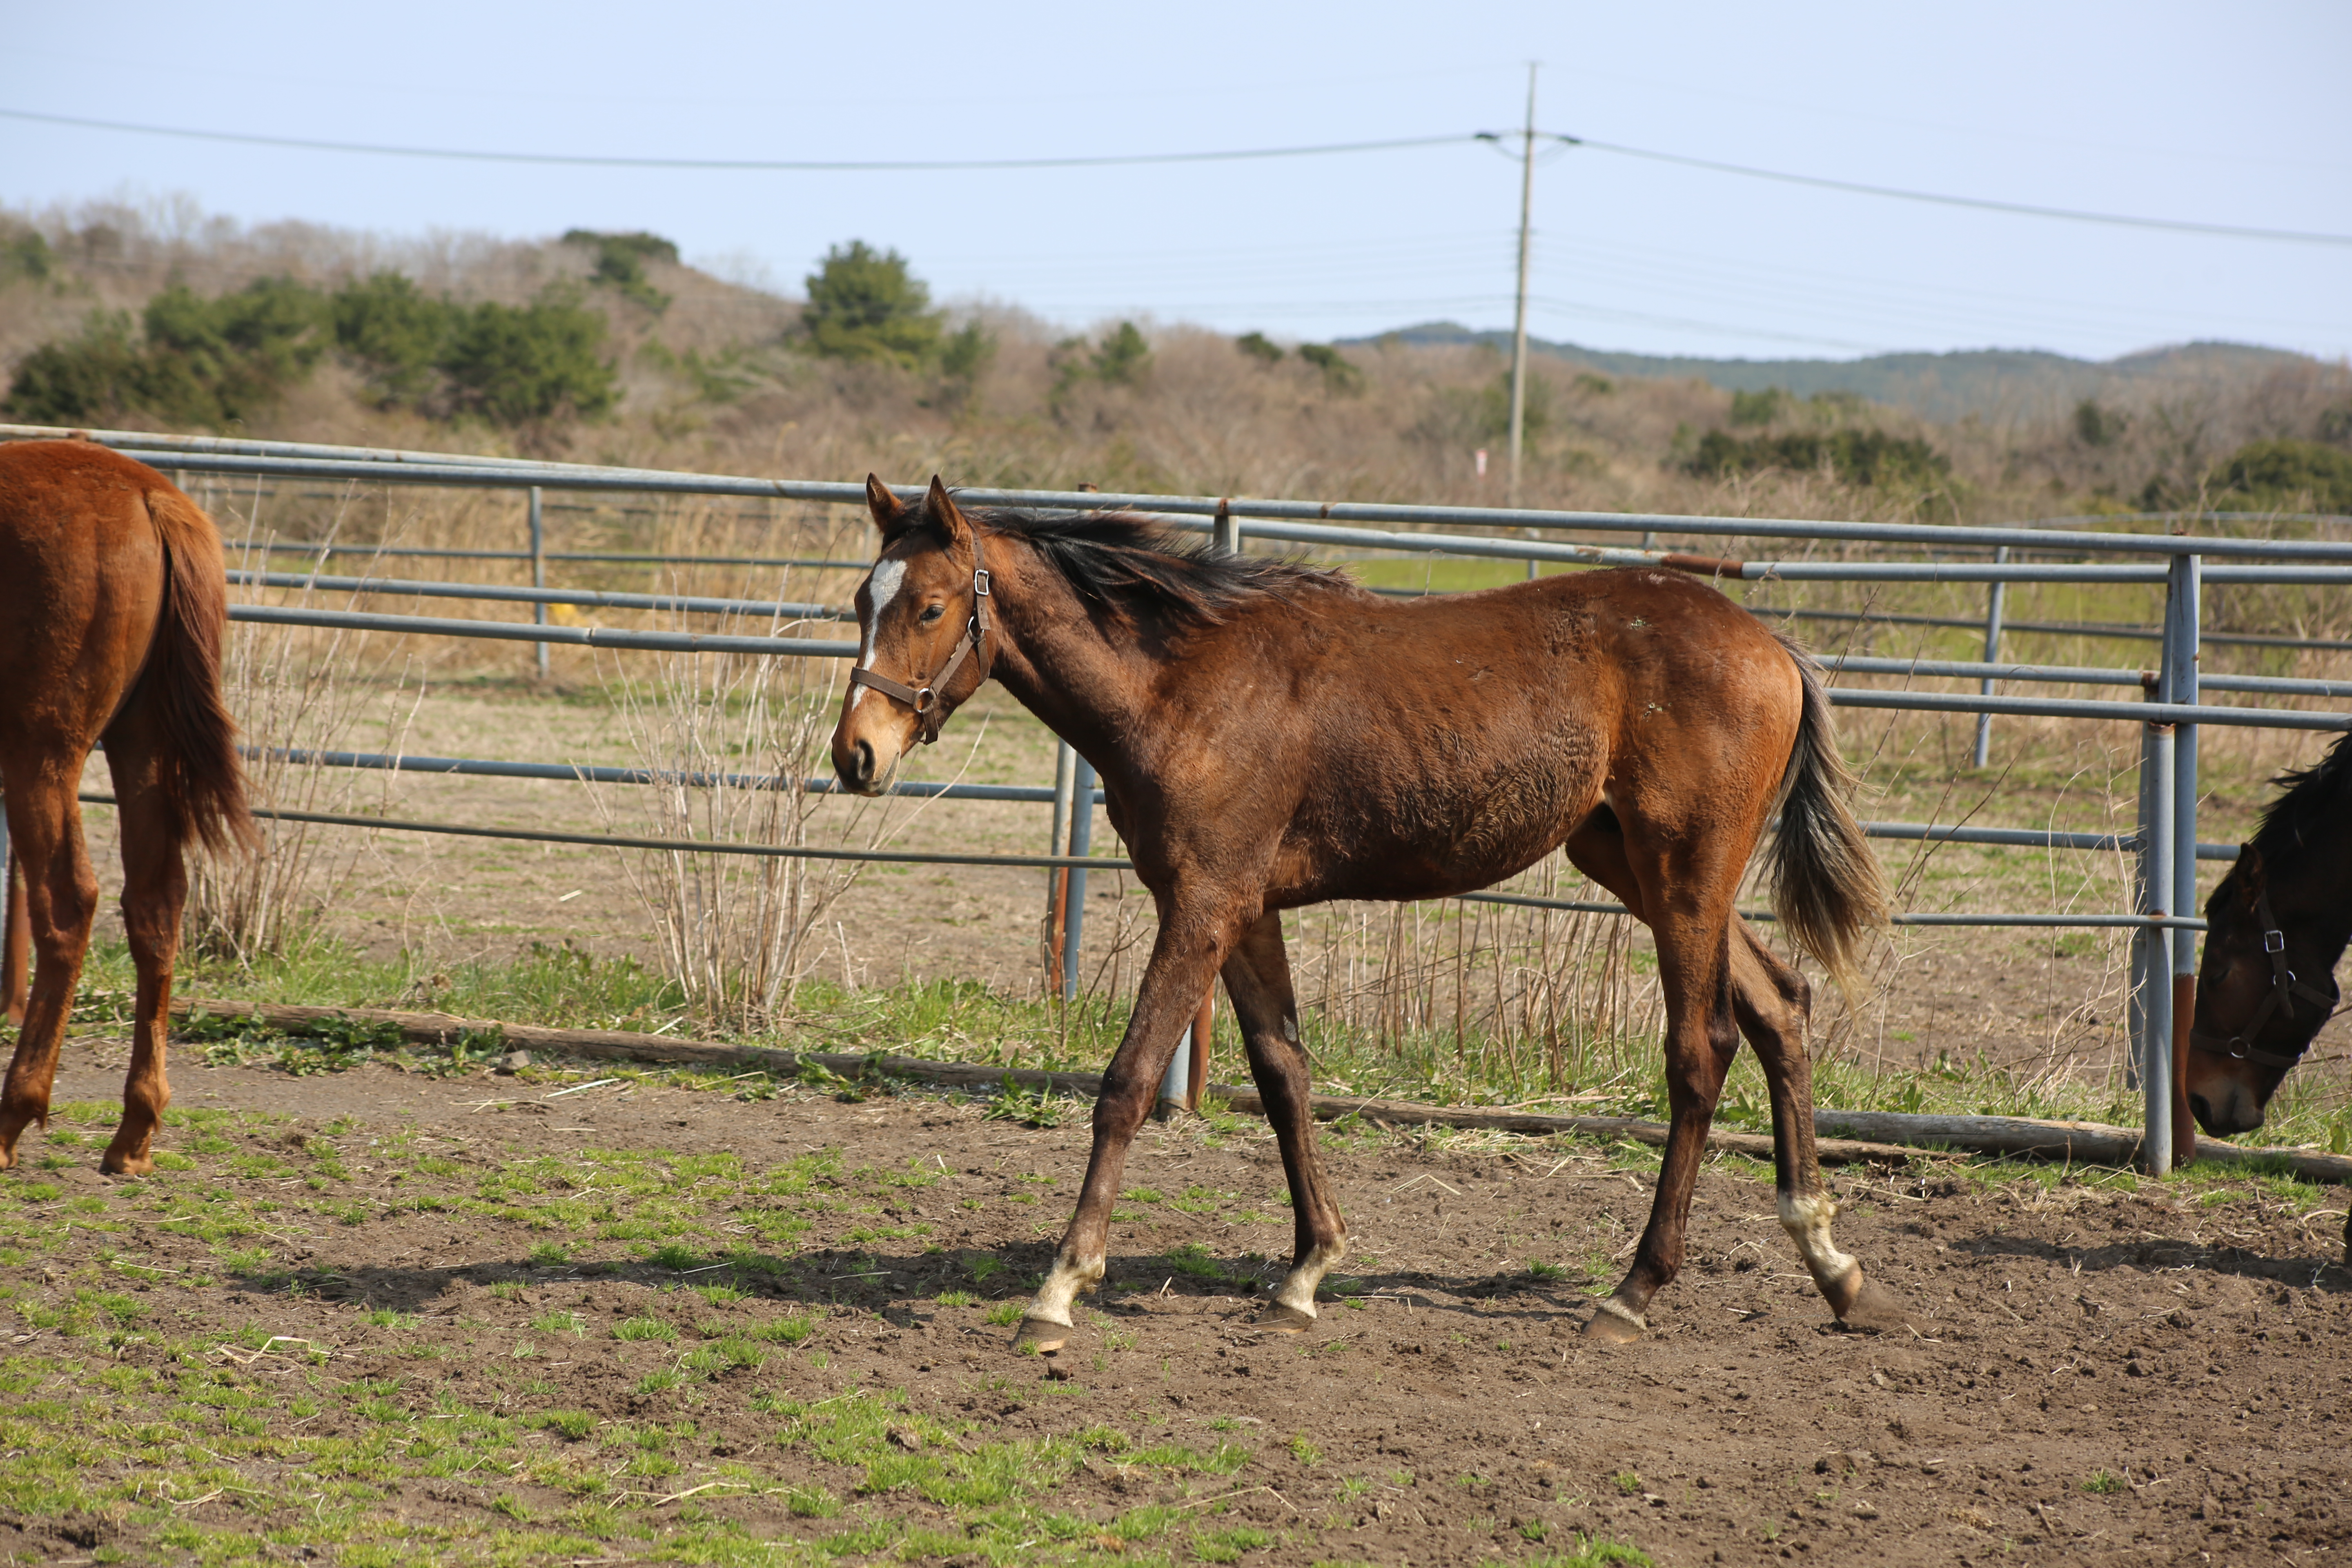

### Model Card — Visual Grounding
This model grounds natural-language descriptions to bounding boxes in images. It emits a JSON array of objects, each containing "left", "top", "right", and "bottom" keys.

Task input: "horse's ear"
[
  {"left": 866, "top": 474, "right": 911, "bottom": 541},
  {"left": 925, "top": 475, "right": 973, "bottom": 551},
  {"left": 2235, "top": 845, "right": 2267, "bottom": 909}
]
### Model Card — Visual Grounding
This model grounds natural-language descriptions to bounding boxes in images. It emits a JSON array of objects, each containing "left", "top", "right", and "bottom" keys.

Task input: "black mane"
[
  {"left": 968, "top": 506, "right": 1362, "bottom": 624},
  {"left": 2251, "top": 730, "right": 2352, "bottom": 856}
]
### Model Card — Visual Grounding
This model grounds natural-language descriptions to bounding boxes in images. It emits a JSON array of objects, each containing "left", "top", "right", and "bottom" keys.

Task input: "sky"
[{"left": 3, "top": 1, "right": 2348, "bottom": 364}]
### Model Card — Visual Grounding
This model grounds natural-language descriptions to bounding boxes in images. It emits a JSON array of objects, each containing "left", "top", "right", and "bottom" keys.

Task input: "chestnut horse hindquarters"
[{"left": 0, "top": 440, "right": 250, "bottom": 1178}]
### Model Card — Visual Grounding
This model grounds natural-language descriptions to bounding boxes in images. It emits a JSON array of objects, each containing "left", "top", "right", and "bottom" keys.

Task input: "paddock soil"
[{"left": 8, "top": 1050, "right": 2348, "bottom": 1566}]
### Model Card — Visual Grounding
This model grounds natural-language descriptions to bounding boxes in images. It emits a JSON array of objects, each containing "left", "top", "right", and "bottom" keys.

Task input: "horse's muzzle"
[
  {"left": 2187, "top": 1086, "right": 2265, "bottom": 1137},
  {"left": 833, "top": 735, "right": 886, "bottom": 797}
]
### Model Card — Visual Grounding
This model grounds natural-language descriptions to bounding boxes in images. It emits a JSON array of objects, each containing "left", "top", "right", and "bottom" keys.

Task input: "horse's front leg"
[{"left": 1017, "top": 907, "right": 1234, "bottom": 1353}]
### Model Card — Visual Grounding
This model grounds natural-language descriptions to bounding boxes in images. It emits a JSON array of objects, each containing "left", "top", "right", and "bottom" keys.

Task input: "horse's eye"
[{"left": 919, "top": 604, "right": 946, "bottom": 624}]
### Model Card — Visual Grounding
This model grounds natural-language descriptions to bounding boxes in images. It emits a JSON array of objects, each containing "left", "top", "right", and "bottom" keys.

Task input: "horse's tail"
[
  {"left": 1763, "top": 635, "right": 1887, "bottom": 1008},
  {"left": 140, "top": 483, "right": 257, "bottom": 857}
]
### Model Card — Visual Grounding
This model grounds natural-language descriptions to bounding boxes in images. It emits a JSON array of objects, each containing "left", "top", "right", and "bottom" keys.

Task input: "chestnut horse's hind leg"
[
  {"left": 0, "top": 769, "right": 100, "bottom": 1168},
  {"left": 1218, "top": 913, "right": 1348, "bottom": 1330},
  {"left": 1019, "top": 907, "right": 1234, "bottom": 1353},
  {"left": 1729, "top": 923, "right": 1907, "bottom": 1330},
  {"left": 97, "top": 706, "right": 188, "bottom": 1176}
]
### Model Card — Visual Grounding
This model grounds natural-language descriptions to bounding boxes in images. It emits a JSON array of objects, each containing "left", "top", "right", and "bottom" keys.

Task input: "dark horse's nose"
[
  {"left": 2188, "top": 1089, "right": 2261, "bottom": 1137},
  {"left": 837, "top": 737, "right": 876, "bottom": 791}
]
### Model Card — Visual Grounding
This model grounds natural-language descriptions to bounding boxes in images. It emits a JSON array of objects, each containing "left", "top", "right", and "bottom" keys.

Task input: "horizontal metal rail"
[
  {"left": 1824, "top": 687, "right": 2348, "bottom": 731},
  {"left": 229, "top": 602, "right": 2347, "bottom": 730},
  {"left": 255, "top": 746, "right": 2221, "bottom": 856},
  {"left": 227, "top": 539, "right": 868, "bottom": 570},
  {"left": 1826, "top": 655, "right": 2352, "bottom": 701},
  {"left": 227, "top": 602, "right": 857, "bottom": 659},
  {"left": 231, "top": 570, "right": 853, "bottom": 621},
  {"left": 1749, "top": 604, "right": 2352, "bottom": 654},
  {"left": 73, "top": 793, "right": 2203, "bottom": 931},
  {"left": 101, "top": 448, "right": 2352, "bottom": 563},
  {"left": 250, "top": 748, "right": 1106, "bottom": 805}
]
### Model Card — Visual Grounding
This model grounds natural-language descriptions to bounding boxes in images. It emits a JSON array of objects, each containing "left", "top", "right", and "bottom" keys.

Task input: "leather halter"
[
  {"left": 844, "top": 539, "right": 994, "bottom": 746},
  {"left": 2189, "top": 884, "right": 2340, "bottom": 1071}
]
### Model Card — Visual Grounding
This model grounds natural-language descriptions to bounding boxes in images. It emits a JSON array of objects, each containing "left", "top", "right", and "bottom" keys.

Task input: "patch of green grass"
[
  {"left": 2082, "top": 1470, "right": 2124, "bottom": 1494},
  {"left": 982, "top": 1301, "right": 1025, "bottom": 1327},
  {"left": 613, "top": 1316, "right": 678, "bottom": 1343}
]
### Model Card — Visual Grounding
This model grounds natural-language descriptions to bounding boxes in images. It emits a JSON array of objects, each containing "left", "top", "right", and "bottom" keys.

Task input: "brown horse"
[
  {"left": 830, "top": 477, "right": 1900, "bottom": 1346},
  {"left": 0, "top": 440, "right": 253, "bottom": 1175},
  {"left": 2186, "top": 732, "right": 2349, "bottom": 1148}
]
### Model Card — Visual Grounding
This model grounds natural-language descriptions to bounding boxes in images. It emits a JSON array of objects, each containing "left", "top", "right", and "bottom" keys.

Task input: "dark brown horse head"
[
  {"left": 830, "top": 474, "right": 992, "bottom": 795},
  {"left": 2187, "top": 844, "right": 2343, "bottom": 1135}
]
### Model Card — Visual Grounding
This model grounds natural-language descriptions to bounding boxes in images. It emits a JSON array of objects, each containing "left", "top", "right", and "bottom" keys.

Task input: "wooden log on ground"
[{"left": 165, "top": 998, "right": 2352, "bottom": 1184}]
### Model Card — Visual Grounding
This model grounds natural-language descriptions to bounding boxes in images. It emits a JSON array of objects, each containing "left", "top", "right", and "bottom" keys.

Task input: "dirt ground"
[{"left": 8, "top": 1049, "right": 2348, "bottom": 1566}]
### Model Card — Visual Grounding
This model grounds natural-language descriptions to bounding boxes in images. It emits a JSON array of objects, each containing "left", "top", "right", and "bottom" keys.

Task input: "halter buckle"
[
  {"left": 2263, "top": 929, "right": 2286, "bottom": 954},
  {"left": 973, "top": 568, "right": 991, "bottom": 597}
]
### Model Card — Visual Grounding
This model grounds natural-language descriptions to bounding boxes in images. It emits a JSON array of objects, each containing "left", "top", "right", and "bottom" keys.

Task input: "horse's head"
[
  {"left": 830, "top": 475, "right": 994, "bottom": 795},
  {"left": 2186, "top": 845, "right": 2340, "bottom": 1135}
]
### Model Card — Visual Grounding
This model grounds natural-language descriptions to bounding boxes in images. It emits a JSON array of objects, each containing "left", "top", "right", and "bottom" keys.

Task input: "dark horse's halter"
[
  {"left": 2189, "top": 884, "right": 2340, "bottom": 1071},
  {"left": 845, "top": 539, "right": 994, "bottom": 746}
]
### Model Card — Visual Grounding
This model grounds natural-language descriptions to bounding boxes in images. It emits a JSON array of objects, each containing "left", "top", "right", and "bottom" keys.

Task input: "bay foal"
[
  {"left": 831, "top": 478, "right": 1901, "bottom": 1345},
  {"left": 0, "top": 441, "right": 252, "bottom": 1175}
]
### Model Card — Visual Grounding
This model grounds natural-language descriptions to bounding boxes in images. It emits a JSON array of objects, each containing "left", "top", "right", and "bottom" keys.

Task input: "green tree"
[
  {"left": 1236, "top": 331, "right": 1283, "bottom": 365},
  {"left": 332, "top": 272, "right": 458, "bottom": 406},
  {"left": 1729, "top": 388, "right": 1786, "bottom": 426},
  {"left": 439, "top": 289, "right": 616, "bottom": 424},
  {"left": 1687, "top": 427, "right": 1949, "bottom": 489},
  {"left": 563, "top": 230, "right": 676, "bottom": 312},
  {"left": 1089, "top": 321, "right": 1151, "bottom": 385},
  {"left": 1296, "top": 343, "right": 1363, "bottom": 394},
  {"left": 139, "top": 276, "right": 332, "bottom": 424},
  {"left": 801, "top": 241, "right": 941, "bottom": 367},
  {"left": 1, "top": 310, "right": 146, "bottom": 423},
  {"left": 2208, "top": 438, "right": 2352, "bottom": 513}
]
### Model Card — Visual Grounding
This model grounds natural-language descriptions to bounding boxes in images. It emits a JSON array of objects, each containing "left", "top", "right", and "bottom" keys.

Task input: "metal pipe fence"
[{"left": 23, "top": 430, "right": 2352, "bottom": 1171}]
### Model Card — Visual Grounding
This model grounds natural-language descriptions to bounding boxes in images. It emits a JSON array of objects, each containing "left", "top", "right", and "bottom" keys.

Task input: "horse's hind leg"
[
  {"left": 96, "top": 704, "right": 188, "bottom": 1176},
  {"left": 1729, "top": 922, "right": 1906, "bottom": 1330},
  {"left": 1564, "top": 817, "right": 1742, "bottom": 1342},
  {"left": 0, "top": 769, "right": 100, "bottom": 1168},
  {"left": 1219, "top": 912, "right": 1348, "bottom": 1330}
]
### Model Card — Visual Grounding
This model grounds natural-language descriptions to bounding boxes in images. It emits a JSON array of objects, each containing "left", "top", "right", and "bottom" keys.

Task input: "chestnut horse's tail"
[
  {"left": 1764, "top": 636, "right": 1888, "bottom": 1007},
  {"left": 140, "top": 485, "right": 257, "bottom": 857}
]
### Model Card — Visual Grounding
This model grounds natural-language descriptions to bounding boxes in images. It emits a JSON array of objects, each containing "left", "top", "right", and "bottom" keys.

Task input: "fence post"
[
  {"left": 2135, "top": 566, "right": 2184, "bottom": 1176},
  {"left": 529, "top": 486, "right": 549, "bottom": 680},
  {"left": 1212, "top": 499, "right": 1241, "bottom": 556},
  {"left": 1045, "top": 742, "right": 1076, "bottom": 980},
  {"left": 1060, "top": 754, "right": 1095, "bottom": 1002},
  {"left": 1971, "top": 546, "right": 2009, "bottom": 769},
  {"left": 2167, "top": 553, "right": 2202, "bottom": 1166}
]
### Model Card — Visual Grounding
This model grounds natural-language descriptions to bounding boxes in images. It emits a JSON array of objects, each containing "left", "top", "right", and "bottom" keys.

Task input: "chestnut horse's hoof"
[
  {"left": 1252, "top": 1303, "right": 1317, "bottom": 1334},
  {"left": 1833, "top": 1274, "right": 1912, "bottom": 1334},
  {"left": 100, "top": 1149, "right": 156, "bottom": 1178},
  {"left": 1582, "top": 1298, "right": 1647, "bottom": 1343},
  {"left": 1011, "top": 1317, "right": 1071, "bottom": 1355}
]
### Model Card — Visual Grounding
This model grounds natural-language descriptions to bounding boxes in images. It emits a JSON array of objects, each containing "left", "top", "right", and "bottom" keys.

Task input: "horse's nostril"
[
  {"left": 854, "top": 739, "right": 875, "bottom": 785},
  {"left": 2187, "top": 1093, "right": 2213, "bottom": 1129}
]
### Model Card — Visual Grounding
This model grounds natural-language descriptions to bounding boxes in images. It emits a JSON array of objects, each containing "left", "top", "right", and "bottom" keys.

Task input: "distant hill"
[{"left": 1350, "top": 323, "right": 2324, "bottom": 423}]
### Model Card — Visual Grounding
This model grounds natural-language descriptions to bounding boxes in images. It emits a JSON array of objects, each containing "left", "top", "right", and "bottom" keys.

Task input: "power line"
[
  {"left": 0, "top": 106, "right": 1473, "bottom": 170},
  {"left": 7, "top": 101, "right": 2342, "bottom": 247},
  {"left": 1559, "top": 133, "right": 2352, "bottom": 246}
]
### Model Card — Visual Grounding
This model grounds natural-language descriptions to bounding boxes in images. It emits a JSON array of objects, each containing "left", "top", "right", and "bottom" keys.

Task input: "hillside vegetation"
[{"left": 2, "top": 198, "right": 2348, "bottom": 525}]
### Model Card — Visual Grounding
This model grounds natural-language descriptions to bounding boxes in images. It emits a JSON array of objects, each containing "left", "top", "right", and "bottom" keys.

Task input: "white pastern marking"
[
  {"left": 1273, "top": 1238, "right": 1347, "bottom": 1316},
  {"left": 1028, "top": 1250, "right": 1103, "bottom": 1327},
  {"left": 1777, "top": 1188, "right": 1856, "bottom": 1285},
  {"left": 848, "top": 559, "right": 908, "bottom": 710}
]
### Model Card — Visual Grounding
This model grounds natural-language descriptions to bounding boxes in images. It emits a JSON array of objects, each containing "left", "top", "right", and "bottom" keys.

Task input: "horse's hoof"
[
  {"left": 1252, "top": 1303, "right": 1317, "bottom": 1334},
  {"left": 1011, "top": 1317, "right": 1070, "bottom": 1355},
  {"left": 1833, "top": 1275, "right": 1911, "bottom": 1334},
  {"left": 100, "top": 1150, "right": 155, "bottom": 1178},
  {"left": 1582, "top": 1299, "right": 1647, "bottom": 1344}
]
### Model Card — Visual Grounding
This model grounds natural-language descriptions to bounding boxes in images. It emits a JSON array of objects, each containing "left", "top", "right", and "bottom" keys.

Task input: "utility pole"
[{"left": 1506, "top": 62, "right": 1538, "bottom": 510}]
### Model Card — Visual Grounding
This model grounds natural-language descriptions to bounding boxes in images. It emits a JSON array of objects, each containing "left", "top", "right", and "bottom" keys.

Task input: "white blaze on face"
[{"left": 849, "top": 558, "right": 908, "bottom": 710}]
